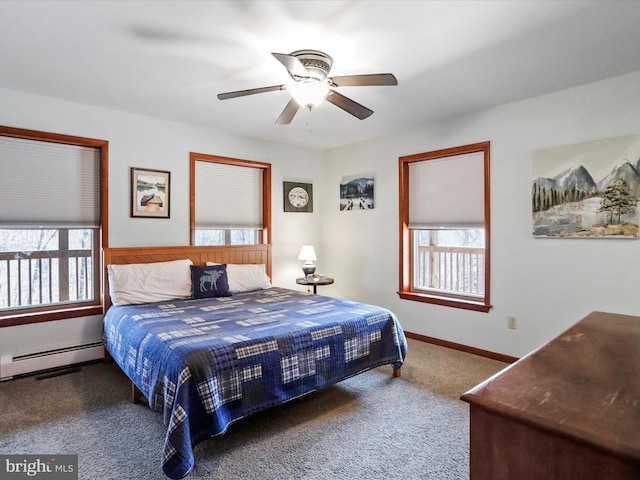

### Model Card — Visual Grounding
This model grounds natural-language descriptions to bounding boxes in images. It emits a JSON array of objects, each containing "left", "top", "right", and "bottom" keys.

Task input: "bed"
[{"left": 102, "top": 245, "right": 407, "bottom": 479}]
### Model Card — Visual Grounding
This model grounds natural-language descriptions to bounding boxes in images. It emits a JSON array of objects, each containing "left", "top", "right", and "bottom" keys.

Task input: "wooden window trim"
[
  {"left": 0, "top": 126, "right": 108, "bottom": 328},
  {"left": 398, "top": 141, "right": 491, "bottom": 312},
  {"left": 189, "top": 152, "right": 272, "bottom": 246}
]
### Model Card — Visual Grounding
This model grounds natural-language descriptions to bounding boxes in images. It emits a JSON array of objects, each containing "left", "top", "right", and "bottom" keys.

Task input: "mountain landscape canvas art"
[
  {"left": 532, "top": 135, "right": 640, "bottom": 238},
  {"left": 340, "top": 174, "right": 375, "bottom": 211}
]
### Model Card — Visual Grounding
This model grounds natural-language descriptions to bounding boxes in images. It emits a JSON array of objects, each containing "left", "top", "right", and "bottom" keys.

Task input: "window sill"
[
  {"left": 398, "top": 291, "right": 492, "bottom": 313},
  {"left": 0, "top": 304, "right": 104, "bottom": 328}
]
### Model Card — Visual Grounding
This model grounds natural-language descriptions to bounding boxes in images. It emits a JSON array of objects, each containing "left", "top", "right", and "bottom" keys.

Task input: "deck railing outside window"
[
  {"left": 0, "top": 248, "right": 93, "bottom": 309},
  {"left": 415, "top": 245, "right": 485, "bottom": 296}
]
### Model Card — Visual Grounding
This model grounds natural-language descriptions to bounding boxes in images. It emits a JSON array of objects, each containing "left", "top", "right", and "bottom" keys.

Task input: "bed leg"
[
  {"left": 393, "top": 366, "right": 401, "bottom": 377},
  {"left": 131, "top": 382, "right": 143, "bottom": 404},
  {"left": 103, "top": 347, "right": 113, "bottom": 364}
]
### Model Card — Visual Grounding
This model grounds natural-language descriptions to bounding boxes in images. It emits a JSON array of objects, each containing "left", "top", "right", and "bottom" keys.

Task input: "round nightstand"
[{"left": 296, "top": 277, "right": 334, "bottom": 294}]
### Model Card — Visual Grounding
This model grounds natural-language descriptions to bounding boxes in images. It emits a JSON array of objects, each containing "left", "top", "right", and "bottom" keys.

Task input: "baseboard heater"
[{"left": 0, "top": 342, "right": 104, "bottom": 381}]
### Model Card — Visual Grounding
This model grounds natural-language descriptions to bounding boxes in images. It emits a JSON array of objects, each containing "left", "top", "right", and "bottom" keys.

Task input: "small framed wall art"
[
  {"left": 131, "top": 167, "right": 171, "bottom": 218},
  {"left": 283, "top": 181, "right": 313, "bottom": 213},
  {"left": 340, "top": 173, "right": 375, "bottom": 211}
]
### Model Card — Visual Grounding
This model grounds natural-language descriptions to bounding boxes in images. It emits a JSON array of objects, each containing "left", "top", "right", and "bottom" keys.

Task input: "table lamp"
[{"left": 298, "top": 245, "right": 317, "bottom": 275}]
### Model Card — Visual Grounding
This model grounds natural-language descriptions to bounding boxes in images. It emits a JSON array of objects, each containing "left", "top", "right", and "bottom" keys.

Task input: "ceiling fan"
[{"left": 217, "top": 50, "right": 398, "bottom": 125}]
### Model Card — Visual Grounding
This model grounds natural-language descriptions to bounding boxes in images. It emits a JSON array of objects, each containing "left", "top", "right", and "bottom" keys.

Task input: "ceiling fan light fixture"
[
  {"left": 217, "top": 49, "right": 397, "bottom": 124},
  {"left": 289, "top": 80, "right": 330, "bottom": 109}
]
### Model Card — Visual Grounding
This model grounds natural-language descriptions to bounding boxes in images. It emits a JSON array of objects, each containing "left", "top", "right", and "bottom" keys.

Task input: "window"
[
  {"left": 398, "top": 142, "right": 491, "bottom": 312},
  {"left": 0, "top": 127, "right": 107, "bottom": 327},
  {"left": 190, "top": 153, "right": 271, "bottom": 246}
]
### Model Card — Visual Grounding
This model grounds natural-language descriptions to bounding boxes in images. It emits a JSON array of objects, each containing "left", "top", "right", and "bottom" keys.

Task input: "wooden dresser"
[{"left": 461, "top": 311, "right": 640, "bottom": 479}]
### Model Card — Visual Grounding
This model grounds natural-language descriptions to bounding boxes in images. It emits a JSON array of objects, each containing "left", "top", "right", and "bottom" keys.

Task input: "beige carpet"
[{"left": 0, "top": 339, "right": 507, "bottom": 479}]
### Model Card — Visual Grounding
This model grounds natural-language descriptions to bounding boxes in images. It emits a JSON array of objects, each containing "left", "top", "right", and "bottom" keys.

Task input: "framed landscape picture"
[
  {"left": 340, "top": 173, "right": 374, "bottom": 211},
  {"left": 532, "top": 135, "right": 640, "bottom": 238},
  {"left": 131, "top": 167, "right": 170, "bottom": 218}
]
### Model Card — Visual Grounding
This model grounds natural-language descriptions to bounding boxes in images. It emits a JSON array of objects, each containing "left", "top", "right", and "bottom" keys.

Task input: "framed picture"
[
  {"left": 532, "top": 134, "right": 640, "bottom": 238},
  {"left": 340, "top": 173, "right": 375, "bottom": 211},
  {"left": 283, "top": 181, "right": 313, "bottom": 212},
  {"left": 131, "top": 167, "right": 170, "bottom": 218}
]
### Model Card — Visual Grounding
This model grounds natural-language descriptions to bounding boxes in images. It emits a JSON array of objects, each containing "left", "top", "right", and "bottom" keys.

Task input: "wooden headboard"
[{"left": 102, "top": 244, "right": 272, "bottom": 312}]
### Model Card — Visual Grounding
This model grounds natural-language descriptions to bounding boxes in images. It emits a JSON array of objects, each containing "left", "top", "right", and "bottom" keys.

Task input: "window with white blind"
[
  {"left": 0, "top": 127, "right": 107, "bottom": 326},
  {"left": 190, "top": 153, "right": 271, "bottom": 246},
  {"left": 398, "top": 142, "right": 491, "bottom": 312}
]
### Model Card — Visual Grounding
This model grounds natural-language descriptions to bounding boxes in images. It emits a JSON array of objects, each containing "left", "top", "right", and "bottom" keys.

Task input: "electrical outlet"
[{"left": 508, "top": 316, "right": 517, "bottom": 329}]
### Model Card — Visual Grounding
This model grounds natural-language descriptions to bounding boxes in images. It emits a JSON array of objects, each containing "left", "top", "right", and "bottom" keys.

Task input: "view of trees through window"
[
  {"left": 415, "top": 229, "right": 485, "bottom": 248},
  {"left": 0, "top": 228, "right": 95, "bottom": 310},
  {"left": 194, "top": 229, "right": 260, "bottom": 246}
]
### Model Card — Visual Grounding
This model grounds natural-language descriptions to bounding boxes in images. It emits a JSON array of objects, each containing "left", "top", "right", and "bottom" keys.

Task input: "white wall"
[
  {"left": 2, "top": 70, "right": 639, "bottom": 361},
  {"left": 0, "top": 88, "right": 324, "bottom": 358},
  {"left": 321, "top": 71, "right": 640, "bottom": 358}
]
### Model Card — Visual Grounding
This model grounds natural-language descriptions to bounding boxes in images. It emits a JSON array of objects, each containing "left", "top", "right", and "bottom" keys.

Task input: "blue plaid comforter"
[{"left": 103, "top": 287, "right": 407, "bottom": 479}]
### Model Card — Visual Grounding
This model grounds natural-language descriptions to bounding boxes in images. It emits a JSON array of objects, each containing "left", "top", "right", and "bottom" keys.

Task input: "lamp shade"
[
  {"left": 290, "top": 80, "right": 329, "bottom": 108},
  {"left": 298, "top": 245, "right": 317, "bottom": 262}
]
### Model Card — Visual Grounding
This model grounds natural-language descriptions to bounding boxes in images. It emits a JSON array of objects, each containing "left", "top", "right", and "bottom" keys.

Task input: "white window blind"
[
  {"left": 195, "top": 160, "right": 263, "bottom": 229},
  {"left": 0, "top": 136, "right": 100, "bottom": 227},
  {"left": 408, "top": 151, "right": 485, "bottom": 228}
]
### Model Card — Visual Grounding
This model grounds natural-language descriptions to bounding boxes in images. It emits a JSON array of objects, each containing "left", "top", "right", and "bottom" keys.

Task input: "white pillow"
[
  {"left": 206, "top": 262, "right": 271, "bottom": 293},
  {"left": 108, "top": 259, "right": 193, "bottom": 306}
]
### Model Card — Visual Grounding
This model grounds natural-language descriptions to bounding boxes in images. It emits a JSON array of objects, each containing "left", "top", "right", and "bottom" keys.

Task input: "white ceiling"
[{"left": 1, "top": 1, "right": 640, "bottom": 151}]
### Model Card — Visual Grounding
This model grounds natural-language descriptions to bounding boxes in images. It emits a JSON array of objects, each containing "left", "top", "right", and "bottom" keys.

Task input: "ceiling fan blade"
[
  {"left": 325, "top": 90, "right": 374, "bottom": 120},
  {"left": 272, "top": 52, "right": 309, "bottom": 78},
  {"left": 275, "top": 98, "right": 300, "bottom": 125},
  {"left": 217, "top": 85, "right": 284, "bottom": 100},
  {"left": 330, "top": 73, "right": 398, "bottom": 87}
]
